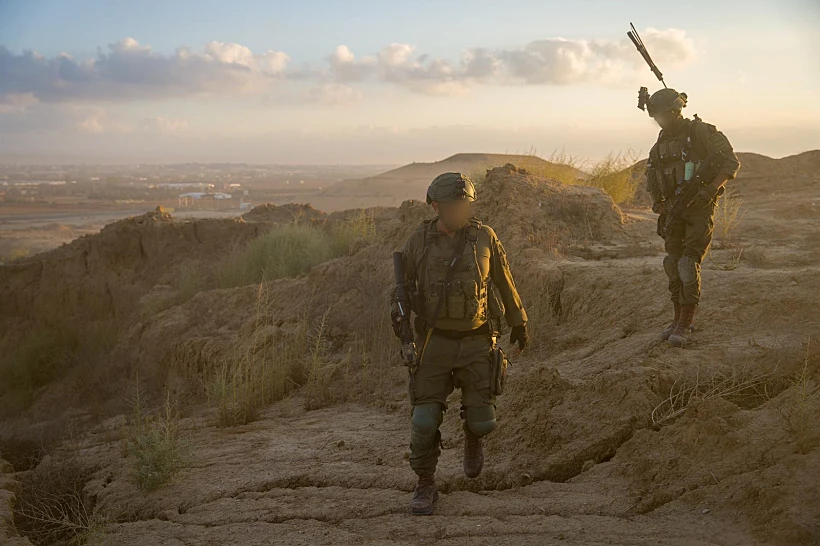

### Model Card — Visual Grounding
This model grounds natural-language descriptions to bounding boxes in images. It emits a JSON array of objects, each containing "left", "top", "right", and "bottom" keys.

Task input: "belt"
[{"left": 432, "top": 322, "right": 490, "bottom": 339}]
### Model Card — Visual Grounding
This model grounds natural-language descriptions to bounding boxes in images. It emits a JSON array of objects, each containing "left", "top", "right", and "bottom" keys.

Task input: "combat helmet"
[
  {"left": 426, "top": 172, "right": 476, "bottom": 204},
  {"left": 647, "top": 88, "right": 687, "bottom": 117}
]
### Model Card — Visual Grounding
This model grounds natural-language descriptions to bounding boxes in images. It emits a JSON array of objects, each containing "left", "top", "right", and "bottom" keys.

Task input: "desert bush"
[
  {"left": 13, "top": 455, "right": 106, "bottom": 545},
  {"left": 745, "top": 246, "right": 769, "bottom": 268},
  {"left": 304, "top": 306, "right": 334, "bottom": 410},
  {"left": 207, "top": 282, "right": 310, "bottom": 425},
  {"left": 714, "top": 188, "right": 744, "bottom": 246},
  {"left": 329, "top": 209, "right": 376, "bottom": 256},
  {"left": 217, "top": 224, "right": 333, "bottom": 288},
  {"left": 126, "top": 388, "right": 192, "bottom": 491},
  {"left": 720, "top": 245, "right": 745, "bottom": 271},
  {"left": 584, "top": 151, "right": 641, "bottom": 205}
]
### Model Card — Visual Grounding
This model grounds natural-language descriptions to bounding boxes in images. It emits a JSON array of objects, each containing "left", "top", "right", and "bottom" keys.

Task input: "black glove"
[
  {"left": 691, "top": 185, "right": 719, "bottom": 207},
  {"left": 509, "top": 324, "right": 528, "bottom": 351},
  {"left": 652, "top": 201, "right": 667, "bottom": 214}
]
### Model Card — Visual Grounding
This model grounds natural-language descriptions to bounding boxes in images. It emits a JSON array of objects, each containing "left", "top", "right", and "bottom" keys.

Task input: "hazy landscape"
[{"left": 2, "top": 1, "right": 819, "bottom": 545}]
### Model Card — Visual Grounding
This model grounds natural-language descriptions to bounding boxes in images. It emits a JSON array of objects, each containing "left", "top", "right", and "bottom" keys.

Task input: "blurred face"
[
  {"left": 651, "top": 108, "right": 682, "bottom": 130},
  {"left": 432, "top": 199, "right": 471, "bottom": 231}
]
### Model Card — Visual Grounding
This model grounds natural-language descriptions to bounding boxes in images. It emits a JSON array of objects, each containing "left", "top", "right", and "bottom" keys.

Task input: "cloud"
[
  {"left": 325, "top": 28, "right": 695, "bottom": 92},
  {"left": 0, "top": 28, "right": 695, "bottom": 104},
  {"left": 0, "top": 38, "right": 290, "bottom": 102}
]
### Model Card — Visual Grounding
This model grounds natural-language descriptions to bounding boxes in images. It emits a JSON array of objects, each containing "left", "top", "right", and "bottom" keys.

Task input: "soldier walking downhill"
[
  {"left": 390, "top": 172, "right": 529, "bottom": 515},
  {"left": 643, "top": 89, "right": 741, "bottom": 346}
]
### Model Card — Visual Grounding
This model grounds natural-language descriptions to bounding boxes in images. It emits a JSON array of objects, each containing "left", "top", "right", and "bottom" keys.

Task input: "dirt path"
[{"left": 81, "top": 402, "right": 755, "bottom": 546}]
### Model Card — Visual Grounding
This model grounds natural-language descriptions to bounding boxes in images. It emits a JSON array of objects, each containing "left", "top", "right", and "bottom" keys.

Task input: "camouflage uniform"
[
  {"left": 644, "top": 89, "right": 741, "bottom": 344},
  {"left": 391, "top": 172, "right": 528, "bottom": 514}
]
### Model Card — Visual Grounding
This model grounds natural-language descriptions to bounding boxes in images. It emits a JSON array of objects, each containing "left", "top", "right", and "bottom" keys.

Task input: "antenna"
[{"left": 627, "top": 22, "right": 667, "bottom": 88}]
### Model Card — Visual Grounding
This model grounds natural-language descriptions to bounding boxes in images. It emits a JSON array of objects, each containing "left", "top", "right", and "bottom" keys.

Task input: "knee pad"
[
  {"left": 411, "top": 403, "right": 444, "bottom": 435},
  {"left": 677, "top": 255, "right": 699, "bottom": 284},
  {"left": 663, "top": 254, "right": 680, "bottom": 281},
  {"left": 463, "top": 405, "right": 497, "bottom": 438}
]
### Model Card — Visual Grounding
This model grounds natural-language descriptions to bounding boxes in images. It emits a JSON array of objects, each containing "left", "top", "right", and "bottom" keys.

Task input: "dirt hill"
[
  {"left": 321, "top": 153, "right": 587, "bottom": 205},
  {"left": 1, "top": 160, "right": 819, "bottom": 545}
]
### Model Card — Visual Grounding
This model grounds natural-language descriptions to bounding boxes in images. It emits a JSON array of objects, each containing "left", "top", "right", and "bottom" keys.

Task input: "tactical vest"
[
  {"left": 417, "top": 217, "right": 497, "bottom": 329},
  {"left": 648, "top": 118, "right": 709, "bottom": 203}
]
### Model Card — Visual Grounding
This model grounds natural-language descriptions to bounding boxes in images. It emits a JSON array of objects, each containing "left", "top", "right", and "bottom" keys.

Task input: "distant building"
[
  {"left": 156, "top": 182, "right": 212, "bottom": 190},
  {"left": 177, "top": 191, "right": 237, "bottom": 210}
]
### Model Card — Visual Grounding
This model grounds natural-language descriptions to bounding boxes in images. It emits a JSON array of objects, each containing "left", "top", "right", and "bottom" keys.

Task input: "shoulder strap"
[
  {"left": 466, "top": 218, "right": 481, "bottom": 244},
  {"left": 687, "top": 116, "right": 709, "bottom": 160}
]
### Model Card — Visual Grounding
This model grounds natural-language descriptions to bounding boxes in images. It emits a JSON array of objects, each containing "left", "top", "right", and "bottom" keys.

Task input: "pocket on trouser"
[{"left": 489, "top": 346, "right": 509, "bottom": 396}]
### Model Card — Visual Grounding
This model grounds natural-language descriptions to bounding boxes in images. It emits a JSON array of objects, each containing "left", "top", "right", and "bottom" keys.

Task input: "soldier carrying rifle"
[{"left": 629, "top": 23, "right": 741, "bottom": 347}]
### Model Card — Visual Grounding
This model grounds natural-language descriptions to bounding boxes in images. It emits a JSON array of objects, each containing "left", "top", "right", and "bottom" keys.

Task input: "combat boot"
[
  {"left": 668, "top": 304, "right": 696, "bottom": 347},
  {"left": 409, "top": 472, "right": 438, "bottom": 515},
  {"left": 463, "top": 434, "right": 484, "bottom": 479},
  {"left": 659, "top": 301, "right": 681, "bottom": 340}
]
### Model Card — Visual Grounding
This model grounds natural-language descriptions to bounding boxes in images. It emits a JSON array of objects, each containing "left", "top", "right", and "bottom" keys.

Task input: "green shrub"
[
  {"left": 329, "top": 210, "right": 376, "bottom": 255},
  {"left": 127, "top": 390, "right": 192, "bottom": 491},
  {"left": 218, "top": 224, "right": 332, "bottom": 287}
]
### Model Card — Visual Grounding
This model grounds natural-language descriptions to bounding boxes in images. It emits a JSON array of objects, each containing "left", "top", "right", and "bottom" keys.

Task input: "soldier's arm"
[
  {"left": 696, "top": 122, "right": 741, "bottom": 189},
  {"left": 487, "top": 227, "right": 528, "bottom": 327},
  {"left": 645, "top": 143, "right": 665, "bottom": 211}
]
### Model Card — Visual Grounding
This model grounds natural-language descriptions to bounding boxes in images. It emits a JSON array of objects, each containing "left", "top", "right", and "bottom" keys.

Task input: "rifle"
[
  {"left": 392, "top": 251, "right": 417, "bottom": 366},
  {"left": 627, "top": 23, "right": 665, "bottom": 111},
  {"left": 660, "top": 150, "right": 726, "bottom": 238}
]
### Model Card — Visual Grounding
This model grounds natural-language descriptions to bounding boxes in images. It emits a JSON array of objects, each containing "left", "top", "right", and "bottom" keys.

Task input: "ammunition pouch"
[{"left": 425, "top": 279, "right": 487, "bottom": 322}]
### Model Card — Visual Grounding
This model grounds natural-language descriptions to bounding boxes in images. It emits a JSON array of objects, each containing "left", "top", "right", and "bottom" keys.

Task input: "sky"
[{"left": 0, "top": 0, "right": 819, "bottom": 164}]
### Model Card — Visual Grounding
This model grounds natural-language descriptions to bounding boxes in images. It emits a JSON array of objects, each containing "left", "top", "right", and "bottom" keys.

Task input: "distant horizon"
[
  {"left": 2, "top": 0, "right": 818, "bottom": 165},
  {"left": 0, "top": 147, "right": 817, "bottom": 168}
]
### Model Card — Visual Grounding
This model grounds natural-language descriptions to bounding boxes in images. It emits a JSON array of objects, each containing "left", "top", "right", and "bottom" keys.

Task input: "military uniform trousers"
[
  {"left": 408, "top": 330, "right": 496, "bottom": 475},
  {"left": 662, "top": 200, "right": 717, "bottom": 307}
]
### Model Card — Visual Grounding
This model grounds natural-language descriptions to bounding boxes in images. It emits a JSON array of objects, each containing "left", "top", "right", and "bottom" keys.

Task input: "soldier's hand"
[
  {"left": 652, "top": 201, "right": 667, "bottom": 214},
  {"left": 509, "top": 324, "right": 528, "bottom": 354},
  {"left": 692, "top": 185, "right": 718, "bottom": 207}
]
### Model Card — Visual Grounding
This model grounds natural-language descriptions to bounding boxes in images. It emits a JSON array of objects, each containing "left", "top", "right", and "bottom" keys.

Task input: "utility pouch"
[
  {"left": 447, "top": 280, "right": 466, "bottom": 319},
  {"left": 490, "top": 346, "right": 510, "bottom": 396},
  {"left": 657, "top": 214, "right": 666, "bottom": 238}
]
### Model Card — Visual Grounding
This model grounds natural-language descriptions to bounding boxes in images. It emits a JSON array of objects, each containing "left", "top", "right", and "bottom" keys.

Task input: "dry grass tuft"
[
  {"left": 12, "top": 455, "right": 106, "bottom": 545},
  {"left": 778, "top": 339, "right": 820, "bottom": 453},
  {"left": 714, "top": 188, "right": 744, "bottom": 247},
  {"left": 652, "top": 367, "right": 780, "bottom": 427}
]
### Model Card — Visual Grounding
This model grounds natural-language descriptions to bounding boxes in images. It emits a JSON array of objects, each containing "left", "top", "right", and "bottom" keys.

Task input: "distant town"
[{"left": 0, "top": 163, "right": 395, "bottom": 212}]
